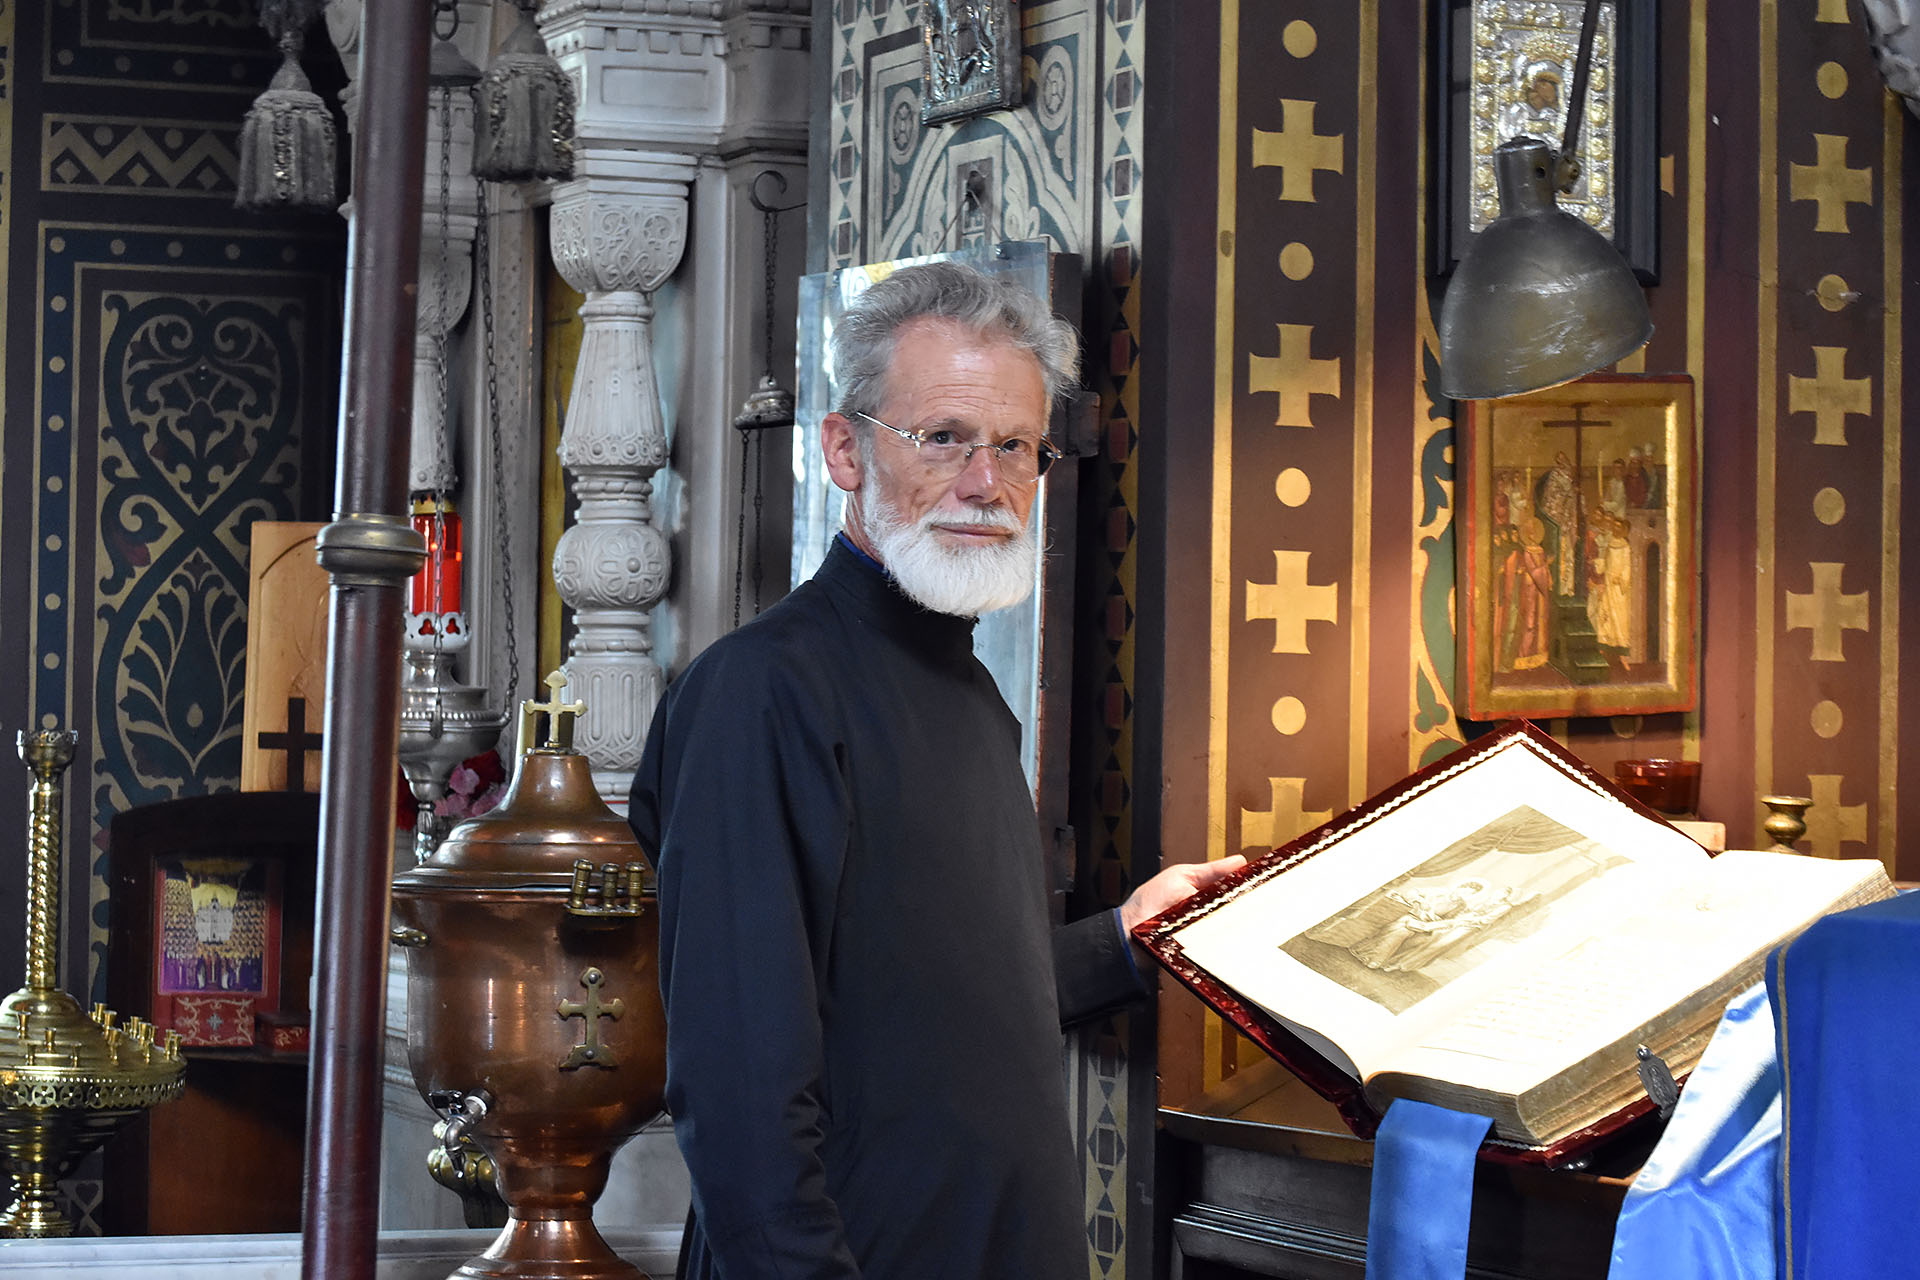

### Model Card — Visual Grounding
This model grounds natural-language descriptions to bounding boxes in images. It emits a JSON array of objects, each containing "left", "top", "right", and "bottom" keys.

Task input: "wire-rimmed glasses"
[{"left": 852, "top": 410, "right": 1059, "bottom": 485}]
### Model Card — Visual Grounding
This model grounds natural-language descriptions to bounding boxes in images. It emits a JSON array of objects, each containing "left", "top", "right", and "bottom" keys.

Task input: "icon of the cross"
[{"left": 256, "top": 696, "right": 324, "bottom": 793}]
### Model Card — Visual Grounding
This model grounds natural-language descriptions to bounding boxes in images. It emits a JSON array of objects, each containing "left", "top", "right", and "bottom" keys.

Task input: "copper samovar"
[{"left": 392, "top": 674, "right": 664, "bottom": 1279}]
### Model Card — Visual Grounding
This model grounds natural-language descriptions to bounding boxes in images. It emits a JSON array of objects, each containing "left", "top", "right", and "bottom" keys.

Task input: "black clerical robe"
[{"left": 628, "top": 538, "right": 1141, "bottom": 1280}]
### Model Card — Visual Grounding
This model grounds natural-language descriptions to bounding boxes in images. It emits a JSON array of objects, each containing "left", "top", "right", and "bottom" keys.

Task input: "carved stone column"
[{"left": 548, "top": 174, "right": 690, "bottom": 797}]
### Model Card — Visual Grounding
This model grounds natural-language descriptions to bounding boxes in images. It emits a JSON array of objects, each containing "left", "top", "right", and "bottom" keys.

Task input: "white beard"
[{"left": 860, "top": 493, "right": 1038, "bottom": 617}]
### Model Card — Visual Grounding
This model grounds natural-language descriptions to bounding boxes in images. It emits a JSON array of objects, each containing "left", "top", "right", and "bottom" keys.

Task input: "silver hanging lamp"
[
  {"left": 235, "top": 0, "right": 337, "bottom": 213},
  {"left": 1437, "top": 0, "right": 1651, "bottom": 400},
  {"left": 473, "top": 0, "right": 577, "bottom": 183}
]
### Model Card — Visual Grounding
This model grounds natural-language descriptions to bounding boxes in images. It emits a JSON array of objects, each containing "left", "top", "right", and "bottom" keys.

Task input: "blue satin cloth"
[
  {"left": 1608, "top": 983, "right": 1781, "bottom": 1280},
  {"left": 1366, "top": 1099, "right": 1493, "bottom": 1280},
  {"left": 1767, "top": 891, "right": 1920, "bottom": 1280}
]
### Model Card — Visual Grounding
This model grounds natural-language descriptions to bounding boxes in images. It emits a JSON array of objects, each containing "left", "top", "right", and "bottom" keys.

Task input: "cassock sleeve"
[
  {"left": 1053, "top": 908, "right": 1149, "bottom": 1026},
  {"left": 629, "top": 646, "right": 863, "bottom": 1280}
]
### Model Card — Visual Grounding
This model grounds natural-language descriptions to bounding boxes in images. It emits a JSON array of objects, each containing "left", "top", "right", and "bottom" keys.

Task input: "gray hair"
[{"left": 830, "top": 261, "right": 1080, "bottom": 420}]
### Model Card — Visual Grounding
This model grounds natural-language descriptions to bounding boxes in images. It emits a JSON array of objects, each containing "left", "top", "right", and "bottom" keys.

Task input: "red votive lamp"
[{"left": 410, "top": 494, "right": 464, "bottom": 618}]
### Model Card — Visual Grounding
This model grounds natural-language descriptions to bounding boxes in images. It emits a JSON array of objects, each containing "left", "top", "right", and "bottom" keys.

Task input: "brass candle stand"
[{"left": 0, "top": 729, "right": 184, "bottom": 1237}]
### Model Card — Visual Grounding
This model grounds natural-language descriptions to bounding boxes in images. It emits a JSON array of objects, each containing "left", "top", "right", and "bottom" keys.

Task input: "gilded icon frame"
[
  {"left": 1456, "top": 374, "right": 1697, "bottom": 719},
  {"left": 1432, "top": 0, "right": 1660, "bottom": 281},
  {"left": 920, "top": 0, "right": 1022, "bottom": 125}
]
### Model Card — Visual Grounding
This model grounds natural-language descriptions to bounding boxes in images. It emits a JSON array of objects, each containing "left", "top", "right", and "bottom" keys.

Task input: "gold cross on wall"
[
  {"left": 1784, "top": 561, "right": 1870, "bottom": 661},
  {"left": 1246, "top": 551, "right": 1339, "bottom": 654},
  {"left": 1240, "top": 777, "right": 1333, "bottom": 852},
  {"left": 1251, "top": 100, "right": 1345, "bottom": 203},
  {"left": 1804, "top": 774, "right": 1869, "bottom": 859},
  {"left": 557, "top": 966, "right": 625, "bottom": 1071},
  {"left": 1787, "top": 346, "right": 1872, "bottom": 446},
  {"left": 1788, "top": 133, "right": 1873, "bottom": 233},
  {"left": 1249, "top": 324, "right": 1342, "bottom": 428}
]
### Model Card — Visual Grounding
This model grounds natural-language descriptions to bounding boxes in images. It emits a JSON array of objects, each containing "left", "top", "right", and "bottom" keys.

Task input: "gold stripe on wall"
[
  {"left": 1683, "top": 0, "right": 1708, "bottom": 763},
  {"left": 1207, "top": 0, "right": 1242, "bottom": 1086},
  {"left": 1349, "top": 0, "right": 1377, "bottom": 805},
  {"left": 1755, "top": 1, "right": 1779, "bottom": 815},
  {"left": 1880, "top": 93, "right": 1901, "bottom": 870}
]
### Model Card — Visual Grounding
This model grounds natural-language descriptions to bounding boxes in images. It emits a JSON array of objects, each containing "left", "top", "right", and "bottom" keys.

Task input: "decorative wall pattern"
[
  {"left": 1172, "top": 0, "right": 1920, "bottom": 1119},
  {"left": 2, "top": 0, "right": 344, "bottom": 1019},
  {"left": 822, "top": 2, "right": 1144, "bottom": 1274}
]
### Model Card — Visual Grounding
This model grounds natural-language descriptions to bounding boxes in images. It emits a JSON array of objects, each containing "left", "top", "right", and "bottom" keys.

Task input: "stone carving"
[{"left": 549, "top": 181, "right": 688, "bottom": 795}]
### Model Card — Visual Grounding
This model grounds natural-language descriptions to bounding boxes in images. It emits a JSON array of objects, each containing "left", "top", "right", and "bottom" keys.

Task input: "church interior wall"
[
  {"left": 0, "top": 2, "right": 349, "bottom": 1016},
  {"left": 1143, "top": 0, "right": 1920, "bottom": 1128}
]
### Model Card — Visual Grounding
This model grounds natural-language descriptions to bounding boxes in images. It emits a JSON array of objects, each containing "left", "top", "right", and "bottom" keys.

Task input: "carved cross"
[
  {"left": 1787, "top": 345, "right": 1872, "bottom": 446},
  {"left": 1784, "top": 561, "right": 1870, "bottom": 661},
  {"left": 1240, "top": 777, "right": 1332, "bottom": 852},
  {"left": 255, "top": 697, "right": 323, "bottom": 793},
  {"left": 1251, "top": 100, "right": 1345, "bottom": 203},
  {"left": 1804, "top": 774, "right": 1869, "bottom": 859},
  {"left": 557, "top": 966, "right": 624, "bottom": 1071},
  {"left": 1248, "top": 324, "right": 1342, "bottom": 428},
  {"left": 1246, "top": 550, "right": 1339, "bottom": 654},
  {"left": 1788, "top": 133, "right": 1873, "bottom": 233}
]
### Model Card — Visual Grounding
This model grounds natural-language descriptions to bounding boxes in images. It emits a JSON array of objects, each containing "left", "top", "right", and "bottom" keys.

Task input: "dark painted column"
[{"left": 301, "top": 4, "right": 432, "bottom": 1276}]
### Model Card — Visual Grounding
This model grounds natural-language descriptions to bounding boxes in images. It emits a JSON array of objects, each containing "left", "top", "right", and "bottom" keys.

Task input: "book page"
[
  {"left": 1170, "top": 736, "right": 1708, "bottom": 1080},
  {"left": 1380, "top": 851, "right": 1888, "bottom": 1098}
]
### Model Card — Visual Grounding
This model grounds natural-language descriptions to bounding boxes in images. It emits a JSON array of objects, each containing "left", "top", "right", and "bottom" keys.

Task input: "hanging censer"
[
  {"left": 391, "top": 674, "right": 664, "bottom": 1279},
  {"left": 0, "top": 730, "right": 184, "bottom": 1237}
]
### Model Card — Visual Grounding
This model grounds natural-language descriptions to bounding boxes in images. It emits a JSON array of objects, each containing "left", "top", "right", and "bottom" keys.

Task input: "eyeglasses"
[{"left": 852, "top": 411, "right": 1059, "bottom": 485}]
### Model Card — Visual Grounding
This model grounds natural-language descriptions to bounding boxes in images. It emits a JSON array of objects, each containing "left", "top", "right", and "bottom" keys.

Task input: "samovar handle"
[{"left": 391, "top": 925, "right": 429, "bottom": 948}]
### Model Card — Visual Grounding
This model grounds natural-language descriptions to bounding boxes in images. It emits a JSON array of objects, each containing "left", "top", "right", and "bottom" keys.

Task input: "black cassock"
[{"left": 629, "top": 537, "right": 1141, "bottom": 1280}]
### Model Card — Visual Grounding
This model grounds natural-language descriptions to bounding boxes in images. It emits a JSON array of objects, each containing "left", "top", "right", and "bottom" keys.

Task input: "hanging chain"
[
  {"left": 427, "top": 82, "right": 456, "bottom": 734},
  {"left": 732, "top": 435, "right": 750, "bottom": 630},
  {"left": 432, "top": 0, "right": 460, "bottom": 40},
  {"left": 761, "top": 199, "right": 779, "bottom": 379},
  {"left": 476, "top": 176, "right": 519, "bottom": 710}
]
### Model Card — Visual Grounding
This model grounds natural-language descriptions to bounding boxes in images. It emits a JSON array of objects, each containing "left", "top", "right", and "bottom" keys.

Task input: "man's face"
[{"left": 823, "top": 316, "right": 1050, "bottom": 615}]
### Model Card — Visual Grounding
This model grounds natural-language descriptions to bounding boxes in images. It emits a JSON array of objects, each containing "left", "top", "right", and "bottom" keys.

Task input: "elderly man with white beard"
[{"left": 627, "top": 262, "right": 1241, "bottom": 1280}]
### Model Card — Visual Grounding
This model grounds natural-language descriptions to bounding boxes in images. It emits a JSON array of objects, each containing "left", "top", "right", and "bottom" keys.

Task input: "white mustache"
[{"left": 921, "top": 505, "right": 1020, "bottom": 532}]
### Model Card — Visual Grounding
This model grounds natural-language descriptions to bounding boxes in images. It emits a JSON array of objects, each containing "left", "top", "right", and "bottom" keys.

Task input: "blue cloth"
[
  {"left": 1609, "top": 983, "right": 1781, "bottom": 1280},
  {"left": 1768, "top": 891, "right": 1920, "bottom": 1280},
  {"left": 1366, "top": 1099, "right": 1492, "bottom": 1280}
]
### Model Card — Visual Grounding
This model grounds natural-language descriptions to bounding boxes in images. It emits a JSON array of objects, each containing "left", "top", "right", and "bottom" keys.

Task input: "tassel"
[
  {"left": 473, "top": 2, "right": 576, "bottom": 183},
  {"left": 235, "top": 0, "right": 336, "bottom": 213}
]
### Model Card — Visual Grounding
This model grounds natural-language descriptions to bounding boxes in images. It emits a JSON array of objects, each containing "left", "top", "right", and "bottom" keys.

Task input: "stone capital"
[{"left": 549, "top": 179, "right": 690, "bottom": 297}]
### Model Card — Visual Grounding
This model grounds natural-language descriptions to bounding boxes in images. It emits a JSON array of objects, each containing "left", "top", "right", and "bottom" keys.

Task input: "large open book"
[{"left": 1139, "top": 722, "right": 1893, "bottom": 1162}]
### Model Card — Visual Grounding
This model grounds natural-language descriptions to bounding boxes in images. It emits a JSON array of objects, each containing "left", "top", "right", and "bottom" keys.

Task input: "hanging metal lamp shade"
[
  {"left": 473, "top": 2, "right": 577, "bottom": 183},
  {"left": 235, "top": 4, "right": 337, "bottom": 213},
  {"left": 1438, "top": 135, "right": 1652, "bottom": 400}
]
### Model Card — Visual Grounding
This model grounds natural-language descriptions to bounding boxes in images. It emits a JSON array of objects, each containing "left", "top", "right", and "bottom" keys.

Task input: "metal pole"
[{"left": 302, "top": 2, "right": 433, "bottom": 1275}]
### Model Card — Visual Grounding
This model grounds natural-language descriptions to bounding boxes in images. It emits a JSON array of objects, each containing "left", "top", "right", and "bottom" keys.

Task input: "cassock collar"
[{"left": 823, "top": 534, "right": 978, "bottom": 663}]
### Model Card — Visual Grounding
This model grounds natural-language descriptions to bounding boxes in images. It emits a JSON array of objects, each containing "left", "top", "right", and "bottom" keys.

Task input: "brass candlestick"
[
  {"left": 0, "top": 730, "right": 184, "bottom": 1237},
  {"left": 1761, "top": 794, "right": 1815, "bottom": 853}
]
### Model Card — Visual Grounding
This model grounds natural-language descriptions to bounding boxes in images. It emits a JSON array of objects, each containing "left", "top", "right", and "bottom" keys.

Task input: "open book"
[{"left": 1138, "top": 722, "right": 1893, "bottom": 1159}]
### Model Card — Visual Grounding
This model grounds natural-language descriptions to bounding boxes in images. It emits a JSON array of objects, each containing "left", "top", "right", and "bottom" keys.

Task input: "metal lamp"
[{"left": 1438, "top": 0, "right": 1651, "bottom": 400}]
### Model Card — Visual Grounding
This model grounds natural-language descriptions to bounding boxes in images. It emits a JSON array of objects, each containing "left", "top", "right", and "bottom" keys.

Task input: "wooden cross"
[
  {"left": 522, "top": 669, "right": 586, "bottom": 752},
  {"left": 1248, "top": 324, "right": 1342, "bottom": 428},
  {"left": 557, "top": 966, "right": 624, "bottom": 1071},
  {"left": 1787, "top": 345, "right": 1872, "bottom": 446},
  {"left": 1246, "top": 550, "right": 1339, "bottom": 654},
  {"left": 1784, "top": 561, "right": 1870, "bottom": 661},
  {"left": 255, "top": 696, "right": 323, "bottom": 793},
  {"left": 1803, "top": 774, "right": 1869, "bottom": 860},
  {"left": 1788, "top": 134, "right": 1873, "bottom": 234},
  {"left": 1240, "top": 777, "right": 1332, "bottom": 852},
  {"left": 1251, "top": 99, "right": 1345, "bottom": 203}
]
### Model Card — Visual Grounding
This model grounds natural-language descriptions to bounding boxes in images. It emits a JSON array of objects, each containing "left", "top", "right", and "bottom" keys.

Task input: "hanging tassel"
[
  {"left": 473, "top": 2, "right": 577, "bottom": 183},
  {"left": 235, "top": 0, "right": 336, "bottom": 213}
]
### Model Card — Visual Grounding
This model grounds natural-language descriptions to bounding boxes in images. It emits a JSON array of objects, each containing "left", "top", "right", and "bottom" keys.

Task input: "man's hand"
[{"left": 1118, "top": 855, "right": 1249, "bottom": 940}]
